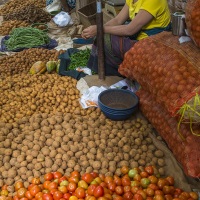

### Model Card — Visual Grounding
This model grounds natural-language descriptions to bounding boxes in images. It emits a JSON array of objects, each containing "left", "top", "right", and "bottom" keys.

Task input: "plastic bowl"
[{"left": 98, "top": 89, "right": 139, "bottom": 121}]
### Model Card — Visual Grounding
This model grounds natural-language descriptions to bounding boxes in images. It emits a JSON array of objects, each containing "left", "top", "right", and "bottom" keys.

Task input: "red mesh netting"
[
  {"left": 119, "top": 32, "right": 200, "bottom": 122},
  {"left": 137, "top": 89, "right": 200, "bottom": 178},
  {"left": 185, "top": 0, "right": 200, "bottom": 48}
]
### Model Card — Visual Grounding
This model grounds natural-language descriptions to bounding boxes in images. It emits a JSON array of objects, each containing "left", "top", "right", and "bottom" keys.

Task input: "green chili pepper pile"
[
  {"left": 68, "top": 48, "right": 91, "bottom": 70},
  {"left": 5, "top": 27, "right": 50, "bottom": 51}
]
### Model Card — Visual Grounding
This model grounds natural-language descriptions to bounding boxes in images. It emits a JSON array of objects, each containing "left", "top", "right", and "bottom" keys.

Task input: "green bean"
[{"left": 4, "top": 27, "right": 50, "bottom": 51}]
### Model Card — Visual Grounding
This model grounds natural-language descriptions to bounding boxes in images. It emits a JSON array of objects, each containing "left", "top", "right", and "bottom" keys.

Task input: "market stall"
[{"left": 0, "top": 0, "right": 199, "bottom": 199}]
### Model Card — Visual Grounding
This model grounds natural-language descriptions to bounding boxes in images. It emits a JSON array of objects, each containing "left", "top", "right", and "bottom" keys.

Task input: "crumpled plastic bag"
[{"left": 53, "top": 11, "right": 73, "bottom": 27}]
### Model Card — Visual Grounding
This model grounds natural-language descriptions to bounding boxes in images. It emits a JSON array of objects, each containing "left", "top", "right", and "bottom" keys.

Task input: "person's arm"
[
  {"left": 60, "top": 0, "right": 70, "bottom": 12},
  {"left": 81, "top": 4, "right": 154, "bottom": 39}
]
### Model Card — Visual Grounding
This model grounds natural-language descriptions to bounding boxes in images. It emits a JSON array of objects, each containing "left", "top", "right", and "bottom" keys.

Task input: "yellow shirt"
[{"left": 126, "top": 0, "right": 171, "bottom": 40}]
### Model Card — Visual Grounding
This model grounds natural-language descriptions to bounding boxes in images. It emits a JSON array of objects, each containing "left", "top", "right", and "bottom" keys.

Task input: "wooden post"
[{"left": 96, "top": 0, "right": 105, "bottom": 80}]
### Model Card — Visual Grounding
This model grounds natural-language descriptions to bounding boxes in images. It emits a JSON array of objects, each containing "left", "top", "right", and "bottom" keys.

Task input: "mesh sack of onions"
[
  {"left": 185, "top": 0, "right": 200, "bottom": 48},
  {"left": 119, "top": 31, "right": 200, "bottom": 128},
  {"left": 137, "top": 89, "right": 200, "bottom": 178}
]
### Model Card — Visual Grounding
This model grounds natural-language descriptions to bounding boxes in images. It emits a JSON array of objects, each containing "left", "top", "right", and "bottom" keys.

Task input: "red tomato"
[
  {"left": 43, "top": 181, "right": 51, "bottom": 190},
  {"left": 107, "top": 182, "right": 116, "bottom": 192},
  {"left": 123, "top": 191, "right": 134, "bottom": 200},
  {"left": 53, "top": 172, "right": 63, "bottom": 179},
  {"left": 50, "top": 188, "right": 57, "bottom": 195},
  {"left": 113, "top": 175, "right": 122, "bottom": 186},
  {"left": 87, "top": 185, "right": 97, "bottom": 196},
  {"left": 17, "top": 188, "right": 27, "bottom": 198},
  {"left": 133, "top": 193, "right": 143, "bottom": 200},
  {"left": 44, "top": 173, "right": 54, "bottom": 181},
  {"left": 148, "top": 176, "right": 158, "bottom": 184},
  {"left": 30, "top": 185, "right": 41, "bottom": 197},
  {"left": 104, "top": 176, "right": 113, "bottom": 184},
  {"left": 124, "top": 186, "right": 131, "bottom": 193},
  {"left": 53, "top": 190, "right": 63, "bottom": 200},
  {"left": 140, "top": 172, "right": 149, "bottom": 178},
  {"left": 90, "top": 172, "right": 99, "bottom": 178},
  {"left": 21, "top": 198, "right": 28, "bottom": 200},
  {"left": 31, "top": 178, "right": 41, "bottom": 185},
  {"left": 63, "top": 193, "right": 71, "bottom": 200},
  {"left": 163, "top": 186, "right": 172, "bottom": 195},
  {"left": 93, "top": 186, "right": 104, "bottom": 198},
  {"left": 42, "top": 193, "right": 53, "bottom": 200},
  {"left": 68, "top": 177, "right": 79, "bottom": 184},
  {"left": 137, "top": 190, "right": 147, "bottom": 199},
  {"left": 15, "top": 181, "right": 24, "bottom": 191},
  {"left": 35, "top": 192, "right": 43, "bottom": 200},
  {"left": 146, "top": 188, "right": 154, "bottom": 197},
  {"left": 104, "top": 193, "right": 112, "bottom": 199},
  {"left": 71, "top": 171, "right": 80, "bottom": 178},
  {"left": 155, "top": 190, "right": 164, "bottom": 196},
  {"left": 25, "top": 191, "right": 34, "bottom": 199},
  {"left": 121, "top": 177, "right": 131, "bottom": 186},
  {"left": 48, "top": 182, "right": 58, "bottom": 191},
  {"left": 165, "top": 176, "right": 174, "bottom": 186},
  {"left": 85, "top": 196, "right": 96, "bottom": 200},
  {"left": 121, "top": 166, "right": 129, "bottom": 175},
  {"left": 81, "top": 173, "right": 94, "bottom": 184},
  {"left": 115, "top": 186, "right": 124, "bottom": 195},
  {"left": 144, "top": 166, "right": 154, "bottom": 175},
  {"left": 189, "top": 192, "right": 199, "bottom": 200},
  {"left": 148, "top": 184, "right": 159, "bottom": 191},
  {"left": 74, "top": 187, "right": 86, "bottom": 199},
  {"left": 131, "top": 186, "right": 141, "bottom": 194},
  {"left": 157, "top": 179, "right": 168, "bottom": 190},
  {"left": 67, "top": 182, "right": 77, "bottom": 193}
]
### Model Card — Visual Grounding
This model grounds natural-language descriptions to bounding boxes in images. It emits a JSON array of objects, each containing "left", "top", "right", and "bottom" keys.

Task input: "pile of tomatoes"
[{"left": 0, "top": 166, "right": 199, "bottom": 200}]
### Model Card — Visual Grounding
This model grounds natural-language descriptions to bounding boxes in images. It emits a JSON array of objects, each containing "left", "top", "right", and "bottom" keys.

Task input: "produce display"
[
  {"left": 0, "top": 20, "right": 30, "bottom": 36},
  {"left": 137, "top": 89, "right": 200, "bottom": 178},
  {"left": 4, "top": 27, "right": 50, "bottom": 51},
  {"left": 0, "top": 167, "right": 199, "bottom": 200},
  {"left": 0, "top": 0, "right": 46, "bottom": 16},
  {"left": 119, "top": 31, "right": 200, "bottom": 125},
  {"left": 0, "top": 48, "right": 64, "bottom": 77},
  {"left": 0, "top": 76, "right": 166, "bottom": 187},
  {"left": 185, "top": 0, "right": 200, "bottom": 47},
  {"left": 3, "top": 4, "right": 51, "bottom": 24}
]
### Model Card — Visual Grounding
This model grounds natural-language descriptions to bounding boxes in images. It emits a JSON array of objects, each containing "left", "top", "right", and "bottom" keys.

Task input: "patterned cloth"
[{"left": 46, "top": 0, "right": 76, "bottom": 8}]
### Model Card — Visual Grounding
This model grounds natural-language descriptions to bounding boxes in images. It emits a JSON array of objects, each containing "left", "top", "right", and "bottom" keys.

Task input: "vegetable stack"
[
  {"left": 4, "top": 27, "right": 50, "bottom": 51},
  {"left": 185, "top": 0, "right": 200, "bottom": 48},
  {"left": 119, "top": 31, "right": 200, "bottom": 126}
]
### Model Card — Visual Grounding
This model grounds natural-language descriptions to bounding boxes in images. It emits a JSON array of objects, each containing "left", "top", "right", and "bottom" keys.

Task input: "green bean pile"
[{"left": 4, "top": 27, "right": 50, "bottom": 51}]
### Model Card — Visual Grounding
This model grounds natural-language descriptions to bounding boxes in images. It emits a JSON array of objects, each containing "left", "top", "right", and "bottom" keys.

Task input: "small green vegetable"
[{"left": 68, "top": 48, "right": 91, "bottom": 70}]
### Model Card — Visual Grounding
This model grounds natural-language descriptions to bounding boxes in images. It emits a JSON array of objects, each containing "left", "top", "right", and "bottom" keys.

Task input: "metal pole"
[{"left": 96, "top": 0, "right": 105, "bottom": 80}]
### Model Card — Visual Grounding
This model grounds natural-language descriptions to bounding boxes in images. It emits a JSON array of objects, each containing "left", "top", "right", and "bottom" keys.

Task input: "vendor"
[
  {"left": 46, "top": 0, "right": 76, "bottom": 12},
  {"left": 81, "top": 0, "right": 171, "bottom": 76}
]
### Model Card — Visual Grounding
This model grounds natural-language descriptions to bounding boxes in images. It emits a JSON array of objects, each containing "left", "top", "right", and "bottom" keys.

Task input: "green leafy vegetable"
[{"left": 68, "top": 48, "right": 91, "bottom": 70}]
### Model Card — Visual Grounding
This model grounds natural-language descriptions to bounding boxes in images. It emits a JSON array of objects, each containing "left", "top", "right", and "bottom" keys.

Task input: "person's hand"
[{"left": 81, "top": 25, "right": 97, "bottom": 39}]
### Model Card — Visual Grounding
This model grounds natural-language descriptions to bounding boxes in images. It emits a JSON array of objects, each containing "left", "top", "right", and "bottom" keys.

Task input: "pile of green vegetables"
[
  {"left": 68, "top": 48, "right": 91, "bottom": 70},
  {"left": 5, "top": 27, "right": 50, "bottom": 51}
]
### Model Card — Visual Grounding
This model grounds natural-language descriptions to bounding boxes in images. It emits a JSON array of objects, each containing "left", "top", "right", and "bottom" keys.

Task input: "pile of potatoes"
[
  {"left": 0, "top": 48, "right": 65, "bottom": 78},
  {"left": 0, "top": 20, "right": 30, "bottom": 36},
  {"left": 0, "top": 0, "right": 46, "bottom": 16},
  {"left": 0, "top": 74, "right": 82, "bottom": 123},
  {"left": 0, "top": 110, "right": 165, "bottom": 193}
]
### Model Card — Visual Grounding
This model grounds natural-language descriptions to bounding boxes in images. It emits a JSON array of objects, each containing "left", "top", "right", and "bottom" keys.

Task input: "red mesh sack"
[
  {"left": 119, "top": 32, "right": 200, "bottom": 128},
  {"left": 185, "top": 0, "right": 200, "bottom": 48},
  {"left": 137, "top": 89, "right": 200, "bottom": 178}
]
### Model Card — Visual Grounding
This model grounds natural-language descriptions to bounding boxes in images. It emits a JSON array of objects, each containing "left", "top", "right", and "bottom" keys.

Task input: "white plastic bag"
[
  {"left": 53, "top": 11, "right": 73, "bottom": 27},
  {"left": 45, "top": 0, "right": 62, "bottom": 12}
]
